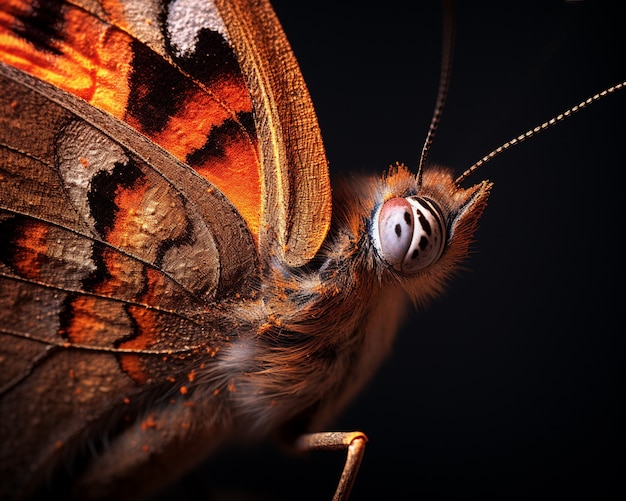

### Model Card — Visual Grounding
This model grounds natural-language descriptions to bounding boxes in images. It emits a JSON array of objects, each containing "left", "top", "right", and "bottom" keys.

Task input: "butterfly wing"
[
  {"left": 0, "top": 0, "right": 330, "bottom": 497},
  {"left": 215, "top": 0, "right": 332, "bottom": 265},
  {"left": 0, "top": 59, "right": 256, "bottom": 494}
]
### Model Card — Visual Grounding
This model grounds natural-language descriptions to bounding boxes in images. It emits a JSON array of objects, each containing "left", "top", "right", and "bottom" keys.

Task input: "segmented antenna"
[
  {"left": 417, "top": 0, "right": 456, "bottom": 184},
  {"left": 455, "top": 80, "right": 626, "bottom": 185}
]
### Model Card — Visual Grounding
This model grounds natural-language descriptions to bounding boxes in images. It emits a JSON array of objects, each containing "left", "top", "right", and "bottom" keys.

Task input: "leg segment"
[{"left": 295, "top": 431, "right": 368, "bottom": 501}]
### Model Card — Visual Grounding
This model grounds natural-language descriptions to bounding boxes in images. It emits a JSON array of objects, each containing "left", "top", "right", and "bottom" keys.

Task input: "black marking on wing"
[
  {"left": 87, "top": 159, "right": 145, "bottom": 238},
  {"left": 126, "top": 39, "right": 190, "bottom": 135},
  {"left": 169, "top": 25, "right": 243, "bottom": 87},
  {"left": 10, "top": 0, "right": 65, "bottom": 55},
  {"left": 80, "top": 241, "right": 111, "bottom": 293},
  {"left": 57, "top": 292, "right": 78, "bottom": 342},
  {"left": 186, "top": 115, "right": 248, "bottom": 167},
  {"left": 237, "top": 110, "right": 256, "bottom": 140}
]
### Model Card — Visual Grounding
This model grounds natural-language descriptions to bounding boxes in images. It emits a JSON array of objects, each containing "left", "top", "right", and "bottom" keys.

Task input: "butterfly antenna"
[
  {"left": 455, "top": 80, "right": 626, "bottom": 185},
  {"left": 417, "top": 0, "right": 456, "bottom": 184}
]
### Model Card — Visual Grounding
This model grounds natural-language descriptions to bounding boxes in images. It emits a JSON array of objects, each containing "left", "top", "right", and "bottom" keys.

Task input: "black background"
[{"left": 164, "top": 1, "right": 624, "bottom": 499}]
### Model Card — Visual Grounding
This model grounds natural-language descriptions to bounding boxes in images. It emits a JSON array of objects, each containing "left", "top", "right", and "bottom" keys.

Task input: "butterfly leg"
[{"left": 295, "top": 431, "right": 368, "bottom": 501}]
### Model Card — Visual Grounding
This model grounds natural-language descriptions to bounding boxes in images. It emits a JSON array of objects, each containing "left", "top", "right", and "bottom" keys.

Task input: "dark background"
[{"left": 164, "top": 1, "right": 624, "bottom": 499}]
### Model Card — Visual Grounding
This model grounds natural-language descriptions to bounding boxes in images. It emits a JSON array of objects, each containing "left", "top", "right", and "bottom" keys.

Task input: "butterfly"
[{"left": 3, "top": 0, "right": 620, "bottom": 500}]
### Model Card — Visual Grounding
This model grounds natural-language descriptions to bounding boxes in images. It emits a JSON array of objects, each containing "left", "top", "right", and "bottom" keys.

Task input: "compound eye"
[
  {"left": 377, "top": 198, "right": 414, "bottom": 268},
  {"left": 376, "top": 196, "right": 445, "bottom": 272}
]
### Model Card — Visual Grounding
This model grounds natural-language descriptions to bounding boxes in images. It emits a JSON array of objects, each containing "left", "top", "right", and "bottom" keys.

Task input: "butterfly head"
[{"left": 367, "top": 164, "right": 492, "bottom": 290}]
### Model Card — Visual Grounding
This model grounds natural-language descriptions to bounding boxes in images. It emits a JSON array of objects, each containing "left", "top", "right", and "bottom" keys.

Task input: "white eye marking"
[{"left": 374, "top": 196, "right": 445, "bottom": 272}]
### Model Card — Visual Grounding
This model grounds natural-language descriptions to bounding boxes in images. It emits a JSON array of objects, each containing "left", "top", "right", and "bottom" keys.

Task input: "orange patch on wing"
[
  {"left": 142, "top": 267, "right": 170, "bottom": 303},
  {"left": 208, "top": 75, "right": 255, "bottom": 125},
  {"left": 117, "top": 354, "right": 148, "bottom": 385},
  {"left": 105, "top": 174, "right": 149, "bottom": 249},
  {"left": 147, "top": 88, "right": 233, "bottom": 161},
  {"left": 60, "top": 295, "right": 107, "bottom": 346},
  {"left": 87, "top": 25, "right": 134, "bottom": 117},
  {"left": 0, "top": 2, "right": 133, "bottom": 118},
  {"left": 195, "top": 135, "right": 261, "bottom": 237},
  {"left": 13, "top": 220, "right": 48, "bottom": 279},
  {"left": 119, "top": 307, "right": 159, "bottom": 351},
  {"left": 117, "top": 306, "right": 161, "bottom": 385}
]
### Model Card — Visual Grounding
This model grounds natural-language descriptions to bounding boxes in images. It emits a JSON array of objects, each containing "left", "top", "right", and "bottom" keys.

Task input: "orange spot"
[
  {"left": 13, "top": 221, "right": 48, "bottom": 279},
  {"left": 187, "top": 370, "right": 195, "bottom": 382},
  {"left": 195, "top": 135, "right": 261, "bottom": 238},
  {"left": 105, "top": 179, "right": 149, "bottom": 249},
  {"left": 118, "top": 355, "right": 149, "bottom": 385},
  {"left": 141, "top": 414, "right": 157, "bottom": 430},
  {"left": 228, "top": 381, "right": 237, "bottom": 393},
  {"left": 179, "top": 386, "right": 188, "bottom": 395},
  {"left": 141, "top": 268, "right": 173, "bottom": 312},
  {"left": 210, "top": 74, "right": 255, "bottom": 121},
  {"left": 60, "top": 295, "right": 106, "bottom": 346},
  {"left": 117, "top": 306, "right": 162, "bottom": 384},
  {"left": 123, "top": 397, "right": 131, "bottom": 405}
]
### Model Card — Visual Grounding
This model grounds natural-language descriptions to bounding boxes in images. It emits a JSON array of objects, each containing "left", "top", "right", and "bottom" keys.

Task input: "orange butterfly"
[{"left": 0, "top": 1, "right": 623, "bottom": 500}]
